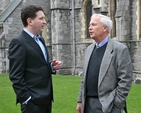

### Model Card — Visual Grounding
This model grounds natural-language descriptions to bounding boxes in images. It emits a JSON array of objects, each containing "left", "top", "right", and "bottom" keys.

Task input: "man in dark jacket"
[{"left": 8, "top": 5, "right": 61, "bottom": 113}]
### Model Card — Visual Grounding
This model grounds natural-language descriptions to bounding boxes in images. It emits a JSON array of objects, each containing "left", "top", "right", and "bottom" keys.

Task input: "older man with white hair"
[{"left": 76, "top": 14, "right": 132, "bottom": 113}]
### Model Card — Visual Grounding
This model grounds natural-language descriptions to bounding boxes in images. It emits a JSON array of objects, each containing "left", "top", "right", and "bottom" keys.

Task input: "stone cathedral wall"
[
  {"left": 0, "top": 0, "right": 51, "bottom": 73},
  {"left": 130, "top": 0, "right": 141, "bottom": 83},
  {"left": 0, "top": 0, "right": 141, "bottom": 83}
]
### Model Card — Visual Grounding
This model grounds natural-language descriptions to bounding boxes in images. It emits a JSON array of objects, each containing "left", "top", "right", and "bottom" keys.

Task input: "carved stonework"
[{"left": 0, "top": 0, "right": 141, "bottom": 82}]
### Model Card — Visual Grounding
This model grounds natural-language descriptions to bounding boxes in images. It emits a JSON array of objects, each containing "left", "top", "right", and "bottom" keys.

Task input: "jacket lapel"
[
  {"left": 39, "top": 37, "right": 49, "bottom": 62},
  {"left": 98, "top": 38, "right": 114, "bottom": 86},
  {"left": 22, "top": 31, "right": 45, "bottom": 61}
]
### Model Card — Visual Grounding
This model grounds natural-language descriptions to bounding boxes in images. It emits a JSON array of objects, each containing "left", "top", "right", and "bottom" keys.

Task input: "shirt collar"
[
  {"left": 96, "top": 36, "right": 108, "bottom": 48},
  {"left": 23, "top": 28, "right": 41, "bottom": 38}
]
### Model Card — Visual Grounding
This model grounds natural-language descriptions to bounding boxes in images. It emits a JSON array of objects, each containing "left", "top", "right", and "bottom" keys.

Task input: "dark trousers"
[
  {"left": 111, "top": 105, "right": 121, "bottom": 113},
  {"left": 84, "top": 97, "right": 103, "bottom": 113},
  {"left": 21, "top": 100, "right": 52, "bottom": 113},
  {"left": 84, "top": 97, "right": 121, "bottom": 113}
]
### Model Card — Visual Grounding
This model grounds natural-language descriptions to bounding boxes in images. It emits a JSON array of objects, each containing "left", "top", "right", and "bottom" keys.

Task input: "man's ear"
[
  {"left": 103, "top": 26, "right": 108, "bottom": 32},
  {"left": 27, "top": 18, "right": 33, "bottom": 26}
]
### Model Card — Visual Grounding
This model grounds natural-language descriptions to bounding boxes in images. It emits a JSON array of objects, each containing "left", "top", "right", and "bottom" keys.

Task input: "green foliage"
[{"left": 0, "top": 74, "right": 141, "bottom": 113}]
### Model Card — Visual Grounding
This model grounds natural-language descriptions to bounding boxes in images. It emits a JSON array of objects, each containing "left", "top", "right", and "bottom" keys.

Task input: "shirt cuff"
[
  {"left": 50, "top": 63, "right": 56, "bottom": 73},
  {"left": 22, "top": 96, "right": 31, "bottom": 104}
]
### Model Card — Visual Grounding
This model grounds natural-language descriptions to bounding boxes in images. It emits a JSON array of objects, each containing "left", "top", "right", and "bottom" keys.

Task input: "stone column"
[{"left": 51, "top": 0, "right": 73, "bottom": 74}]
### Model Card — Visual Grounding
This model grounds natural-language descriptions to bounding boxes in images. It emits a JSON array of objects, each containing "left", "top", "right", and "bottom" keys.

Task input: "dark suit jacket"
[
  {"left": 78, "top": 37, "right": 132, "bottom": 113},
  {"left": 8, "top": 30, "right": 55, "bottom": 105}
]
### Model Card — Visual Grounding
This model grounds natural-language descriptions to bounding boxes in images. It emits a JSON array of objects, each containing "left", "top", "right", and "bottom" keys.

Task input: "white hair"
[{"left": 91, "top": 14, "right": 112, "bottom": 33}]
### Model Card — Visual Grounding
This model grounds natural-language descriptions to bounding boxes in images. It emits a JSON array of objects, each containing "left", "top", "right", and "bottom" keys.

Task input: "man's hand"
[
  {"left": 52, "top": 59, "right": 62, "bottom": 70},
  {"left": 76, "top": 103, "right": 82, "bottom": 113}
]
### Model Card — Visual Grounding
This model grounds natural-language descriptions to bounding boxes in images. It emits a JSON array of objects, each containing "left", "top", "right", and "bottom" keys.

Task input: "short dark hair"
[{"left": 21, "top": 5, "right": 44, "bottom": 27}]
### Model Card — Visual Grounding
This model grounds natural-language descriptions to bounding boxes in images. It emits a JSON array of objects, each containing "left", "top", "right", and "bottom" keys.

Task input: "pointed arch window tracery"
[
  {"left": 109, "top": 0, "right": 117, "bottom": 38},
  {"left": 86, "top": 0, "right": 92, "bottom": 38}
]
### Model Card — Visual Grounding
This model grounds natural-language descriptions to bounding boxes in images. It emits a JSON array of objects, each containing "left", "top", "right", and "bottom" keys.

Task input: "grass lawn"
[{"left": 0, "top": 73, "right": 141, "bottom": 113}]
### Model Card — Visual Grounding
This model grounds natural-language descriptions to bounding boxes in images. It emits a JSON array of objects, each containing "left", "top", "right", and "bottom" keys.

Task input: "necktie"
[{"left": 34, "top": 36, "right": 47, "bottom": 62}]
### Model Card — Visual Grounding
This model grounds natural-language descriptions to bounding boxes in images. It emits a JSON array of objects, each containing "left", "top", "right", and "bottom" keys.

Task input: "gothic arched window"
[
  {"left": 86, "top": 0, "right": 92, "bottom": 38},
  {"left": 109, "top": 0, "right": 117, "bottom": 38},
  {"left": 98, "top": 0, "right": 100, "bottom": 5}
]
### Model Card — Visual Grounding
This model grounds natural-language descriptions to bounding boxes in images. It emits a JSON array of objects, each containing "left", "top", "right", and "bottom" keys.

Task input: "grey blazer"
[{"left": 77, "top": 37, "right": 132, "bottom": 113}]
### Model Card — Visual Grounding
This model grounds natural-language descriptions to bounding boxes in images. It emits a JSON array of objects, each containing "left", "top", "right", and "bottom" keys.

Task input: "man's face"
[
  {"left": 31, "top": 11, "right": 46, "bottom": 35},
  {"left": 89, "top": 16, "right": 105, "bottom": 41}
]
